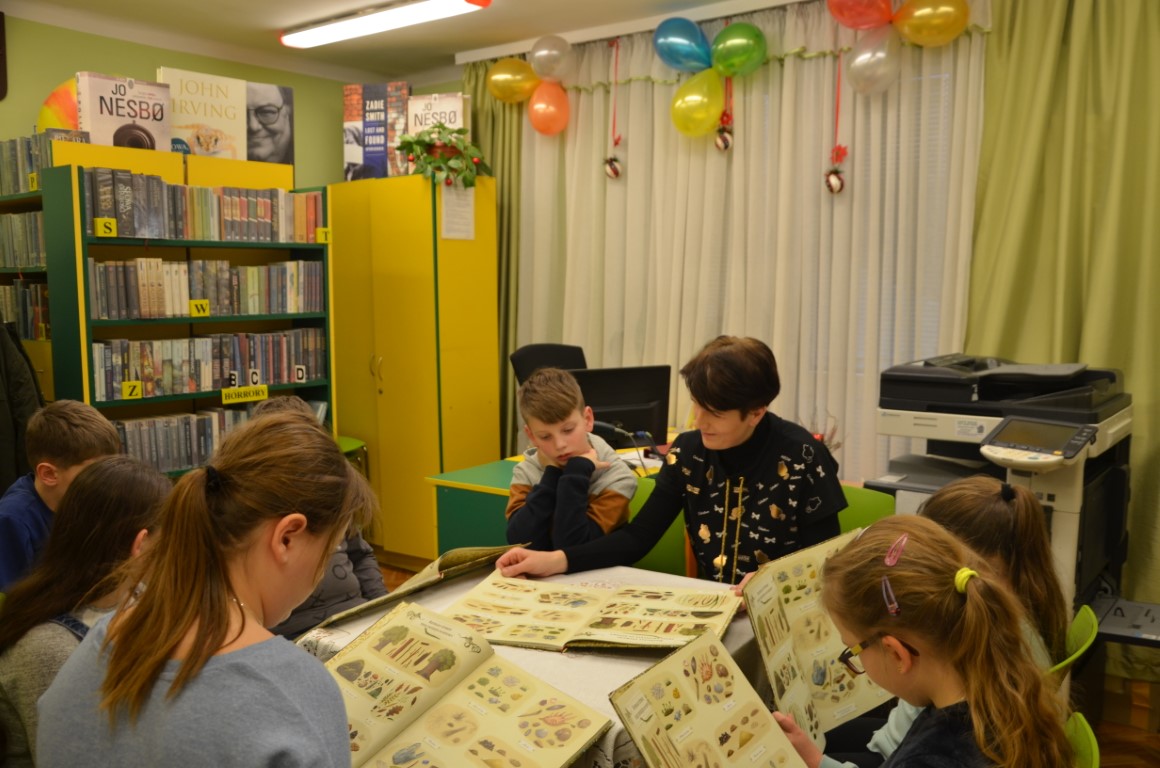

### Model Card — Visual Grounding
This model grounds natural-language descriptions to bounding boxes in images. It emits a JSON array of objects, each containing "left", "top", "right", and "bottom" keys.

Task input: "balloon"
[
  {"left": 847, "top": 25, "right": 901, "bottom": 94},
  {"left": 486, "top": 58, "right": 540, "bottom": 104},
  {"left": 827, "top": 0, "right": 893, "bottom": 30},
  {"left": 711, "top": 22, "right": 768, "bottom": 77},
  {"left": 37, "top": 78, "right": 79, "bottom": 132},
  {"left": 653, "top": 18, "right": 712, "bottom": 73},
  {"left": 527, "top": 81, "right": 569, "bottom": 136},
  {"left": 529, "top": 35, "right": 574, "bottom": 82},
  {"left": 670, "top": 69, "right": 724, "bottom": 137},
  {"left": 893, "top": 0, "right": 970, "bottom": 47}
]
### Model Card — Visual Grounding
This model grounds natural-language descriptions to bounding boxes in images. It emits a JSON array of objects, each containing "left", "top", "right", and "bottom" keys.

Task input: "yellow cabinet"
[{"left": 330, "top": 176, "right": 499, "bottom": 565}]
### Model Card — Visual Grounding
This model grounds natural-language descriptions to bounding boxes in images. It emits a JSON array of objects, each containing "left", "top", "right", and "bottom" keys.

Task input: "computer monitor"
[{"left": 567, "top": 365, "right": 672, "bottom": 449}]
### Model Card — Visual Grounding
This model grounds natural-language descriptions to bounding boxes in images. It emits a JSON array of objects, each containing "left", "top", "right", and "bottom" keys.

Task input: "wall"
[{"left": 0, "top": 18, "right": 346, "bottom": 188}]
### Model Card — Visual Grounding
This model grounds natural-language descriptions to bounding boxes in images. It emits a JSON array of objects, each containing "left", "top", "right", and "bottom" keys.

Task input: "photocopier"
[{"left": 866, "top": 354, "right": 1157, "bottom": 649}]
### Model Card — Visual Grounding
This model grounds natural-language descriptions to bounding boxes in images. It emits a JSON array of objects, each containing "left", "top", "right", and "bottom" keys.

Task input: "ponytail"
[
  {"left": 823, "top": 516, "right": 1072, "bottom": 768},
  {"left": 920, "top": 475, "right": 1069, "bottom": 661},
  {"left": 953, "top": 564, "right": 1072, "bottom": 767}
]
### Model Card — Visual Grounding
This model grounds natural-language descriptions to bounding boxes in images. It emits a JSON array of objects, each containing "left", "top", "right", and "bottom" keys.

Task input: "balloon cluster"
[
  {"left": 654, "top": 18, "right": 768, "bottom": 139},
  {"left": 829, "top": 0, "right": 971, "bottom": 94},
  {"left": 485, "top": 35, "right": 574, "bottom": 136}
]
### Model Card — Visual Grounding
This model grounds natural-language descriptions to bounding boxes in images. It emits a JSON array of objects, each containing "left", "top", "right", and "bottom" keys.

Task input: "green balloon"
[{"left": 711, "top": 22, "right": 768, "bottom": 77}]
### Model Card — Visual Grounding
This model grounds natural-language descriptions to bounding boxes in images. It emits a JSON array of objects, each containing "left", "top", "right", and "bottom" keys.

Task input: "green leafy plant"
[{"left": 395, "top": 122, "right": 492, "bottom": 188}]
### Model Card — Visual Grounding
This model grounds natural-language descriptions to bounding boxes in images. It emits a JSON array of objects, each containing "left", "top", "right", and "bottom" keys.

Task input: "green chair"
[
  {"left": 628, "top": 476, "right": 687, "bottom": 577},
  {"left": 838, "top": 485, "right": 895, "bottom": 533},
  {"left": 1050, "top": 605, "right": 1100, "bottom": 679},
  {"left": 1065, "top": 711, "right": 1099, "bottom": 768}
]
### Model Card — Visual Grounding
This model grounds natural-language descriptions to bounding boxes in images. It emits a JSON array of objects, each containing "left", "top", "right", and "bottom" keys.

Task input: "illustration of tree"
[
  {"left": 417, "top": 649, "right": 457, "bottom": 681},
  {"left": 373, "top": 625, "right": 409, "bottom": 652}
]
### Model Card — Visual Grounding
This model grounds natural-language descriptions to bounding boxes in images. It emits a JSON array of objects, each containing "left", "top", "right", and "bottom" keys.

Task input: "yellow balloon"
[
  {"left": 892, "top": 0, "right": 970, "bottom": 48},
  {"left": 486, "top": 58, "right": 541, "bottom": 104},
  {"left": 670, "top": 69, "right": 725, "bottom": 138}
]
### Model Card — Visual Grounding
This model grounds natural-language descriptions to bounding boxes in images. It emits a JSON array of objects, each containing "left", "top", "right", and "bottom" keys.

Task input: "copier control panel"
[{"left": 979, "top": 416, "right": 1097, "bottom": 472}]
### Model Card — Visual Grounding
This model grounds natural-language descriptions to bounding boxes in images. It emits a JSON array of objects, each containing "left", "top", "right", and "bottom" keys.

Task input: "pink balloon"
[
  {"left": 528, "top": 81, "right": 569, "bottom": 136},
  {"left": 827, "top": 0, "right": 893, "bottom": 30}
]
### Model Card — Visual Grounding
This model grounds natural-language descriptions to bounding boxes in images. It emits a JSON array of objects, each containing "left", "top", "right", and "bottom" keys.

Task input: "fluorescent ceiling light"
[{"left": 282, "top": 0, "right": 490, "bottom": 49}]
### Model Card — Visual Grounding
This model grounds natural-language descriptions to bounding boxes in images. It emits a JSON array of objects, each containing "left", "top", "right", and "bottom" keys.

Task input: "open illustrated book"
[
  {"left": 327, "top": 601, "right": 612, "bottom": 768},
  {"left": 741, "top": 529, "right": 892, "bottom": 745},
  {"left": 442, "top": 570, "right": 742, "bottom": 651},
  {"left": 298, "top": 545, "right": 515, "bottom": 661},
  {"left": 610, "top": 631, "right": 809, "bottom": 768}
]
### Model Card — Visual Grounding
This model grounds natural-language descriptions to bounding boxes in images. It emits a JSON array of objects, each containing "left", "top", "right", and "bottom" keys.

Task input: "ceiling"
[{"left": 20, "top": 0, "right": 778, "bottom": 83}]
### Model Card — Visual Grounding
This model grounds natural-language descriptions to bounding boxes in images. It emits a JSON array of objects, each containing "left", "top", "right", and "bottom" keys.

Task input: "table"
[{"left": 300, "top": 565, "right": 768, "bottom": 768}]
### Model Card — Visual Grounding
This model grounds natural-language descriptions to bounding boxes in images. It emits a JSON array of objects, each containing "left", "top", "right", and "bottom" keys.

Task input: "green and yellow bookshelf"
[{"left": 38, "top": 141, "right": 334, "bottom": 472}]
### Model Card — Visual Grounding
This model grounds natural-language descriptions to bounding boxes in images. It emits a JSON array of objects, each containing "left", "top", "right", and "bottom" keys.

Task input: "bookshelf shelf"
[
  {"left": 0, "top": 191, "right": 42, "bottom": 215},
  {"left": 92, "top": 379, "right": 331, "bottom": 409},
  {"left": 84, "top": 238, "right": 327, "bottom": 250},
  {"left": 0, "top": 267, "right": 47, "bottom": 275},
  {"left": 91, "top": 312, "right": 327, "bottom": 327},
  {"left": 39, "top": 143, "right": 333, "bottom": 474}
]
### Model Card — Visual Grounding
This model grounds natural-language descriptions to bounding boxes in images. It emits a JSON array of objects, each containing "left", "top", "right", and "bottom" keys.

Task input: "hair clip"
[
  {"left": 884, "top": 533, "right": 908, "bottom": 566},
  {"left": 1000, "top": 482, "right": 1016, "bottom": 502},
  {"left": 881, "top": 575, "right": 901, "bottom": 616}
]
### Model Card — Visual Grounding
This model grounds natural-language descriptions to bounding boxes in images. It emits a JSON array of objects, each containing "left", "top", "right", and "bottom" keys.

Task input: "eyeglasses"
[
  {"left": 248, "top": 104, "right": 285, "bottom": 126},
  {"left": 838, "top": 633, "right": 921, "bottom": 675}
]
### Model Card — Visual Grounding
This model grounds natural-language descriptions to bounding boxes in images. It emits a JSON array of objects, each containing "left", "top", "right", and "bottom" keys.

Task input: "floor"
[{"left": 378, "top": 564, "right": 1160, "bottom": 763}]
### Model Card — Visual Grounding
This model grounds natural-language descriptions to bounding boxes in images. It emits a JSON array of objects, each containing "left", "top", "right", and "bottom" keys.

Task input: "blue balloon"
[{"left": 654, "top": 18, "right": 712, "bottom": 73}]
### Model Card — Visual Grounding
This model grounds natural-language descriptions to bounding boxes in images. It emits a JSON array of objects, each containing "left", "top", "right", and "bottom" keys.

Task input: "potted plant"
[{"left": 395, "top": 122, "right": 492, "bottom": 188}]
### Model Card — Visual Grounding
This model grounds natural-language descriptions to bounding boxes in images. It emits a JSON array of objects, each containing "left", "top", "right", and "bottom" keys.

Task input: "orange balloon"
[
  {"left": 892, "top": 0, "right": 970, "bottom": 47},
  {"left": 527, "top": 81, "right": 569, "bottom": 136}
]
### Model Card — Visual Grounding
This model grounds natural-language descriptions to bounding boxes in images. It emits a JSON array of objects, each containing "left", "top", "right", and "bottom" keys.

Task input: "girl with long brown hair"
[
  {"left": 37, "top": 412, "right": 376, "bottom": 767},
  {"left": 779, "top": 515, "right": 1072, "bottom": 768},
  {"left": 0, "top": 455, "right": 169, "bottom": 766}
]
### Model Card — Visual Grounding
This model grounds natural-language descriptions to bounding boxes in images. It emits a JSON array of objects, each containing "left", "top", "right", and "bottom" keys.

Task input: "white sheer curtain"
[{"left": 517, "top": 0, "right": 989, "bottom": 483}]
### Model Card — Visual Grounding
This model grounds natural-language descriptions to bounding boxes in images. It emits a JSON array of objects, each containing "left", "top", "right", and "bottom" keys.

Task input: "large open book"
[
  {"left": 328, "top": 601, "right": 611, "bottom": 768},
  {"left": 610, "top": 631, "right": 808, "bottom": 768},
  {"left": 298, "top": 545, "right": 514, "bottom": 661},
  {"left": 441, "top": 570, "right": 742, "bottom": 651},
  {"left": 742, "top": 530, "right": 892, "bottom": 743}
]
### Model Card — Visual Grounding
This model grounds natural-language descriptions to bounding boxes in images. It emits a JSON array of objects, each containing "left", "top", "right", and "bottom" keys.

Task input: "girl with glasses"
[{"left": 775, "top": 515, "right": 1071, "bottom": 768}]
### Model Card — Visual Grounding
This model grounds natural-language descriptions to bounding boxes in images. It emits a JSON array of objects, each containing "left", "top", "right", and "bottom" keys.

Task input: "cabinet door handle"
[
  {"left": 368, "top": 355, "right": 377, "bottom": 377},
  {"left": 376, "top": 356, "right": 384, "bottom": 381}
]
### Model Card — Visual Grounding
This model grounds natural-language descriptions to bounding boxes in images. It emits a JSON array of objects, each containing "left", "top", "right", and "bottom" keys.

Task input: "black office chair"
[{"left": 509, "top": 343, "right": 588, "bottom": 384}]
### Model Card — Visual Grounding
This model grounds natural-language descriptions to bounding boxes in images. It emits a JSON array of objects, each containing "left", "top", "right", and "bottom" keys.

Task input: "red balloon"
[
  {"left": 528, "top": 81, "right": 569, "bottom": 136},
  {"left": 827, "top": 0, "right": 893, "bottom": 30}
]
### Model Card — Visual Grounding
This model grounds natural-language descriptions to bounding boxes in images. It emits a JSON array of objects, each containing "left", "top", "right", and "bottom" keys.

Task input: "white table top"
[{"left": 302, "top": 565, "right": 767, "bottom": 768}]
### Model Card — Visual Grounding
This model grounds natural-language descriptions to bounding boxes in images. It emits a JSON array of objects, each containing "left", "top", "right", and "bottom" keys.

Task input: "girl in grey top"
[{"left": 37, "top": 413, "right": 378, "bottom": 767}]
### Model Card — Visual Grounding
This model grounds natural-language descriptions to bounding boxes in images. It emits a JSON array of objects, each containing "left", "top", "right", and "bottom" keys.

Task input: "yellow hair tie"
[{"left": 954, "top": 567, "right": 978, "bottom": 593}]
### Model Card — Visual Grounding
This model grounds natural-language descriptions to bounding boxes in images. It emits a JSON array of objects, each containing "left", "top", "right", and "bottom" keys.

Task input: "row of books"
[
  {"left": 82, "top": 167, "right": 325, "bottom": 243},
  {"left": 86, "top": 257, "right": 325, "bottom": 320},
  {"left": 112, "top": 397, "right": 329, "bottom": 473},
  {"left": 112, "top": 409, "right": 253, "bottom": 473},
  {"left": 0, "top": 212, "right": 46, "bottom": 269},
  {"left": 90, "top": 328, "right": 327, "bottom": 403},
  {"left": 0, "top": 279, "right": 50, "bottom": 340},
  {"left": 0, "top": 129, "right": 90, "bottom": 196}
]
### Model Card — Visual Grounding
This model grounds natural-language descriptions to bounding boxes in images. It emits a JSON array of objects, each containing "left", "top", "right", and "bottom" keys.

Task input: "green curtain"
[
  {"left": 463, "top": 62, "right": 524, "bottom": 457},
  {"left": 967, "top": 0, "right": 1160, "bottom": 681}
]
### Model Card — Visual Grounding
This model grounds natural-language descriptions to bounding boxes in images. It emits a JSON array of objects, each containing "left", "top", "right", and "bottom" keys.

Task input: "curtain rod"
[{"left": 454, "top": 0, "right": 799, "bottom": 64}]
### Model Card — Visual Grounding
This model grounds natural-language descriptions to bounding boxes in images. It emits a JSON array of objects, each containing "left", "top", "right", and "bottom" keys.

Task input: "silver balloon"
[
  {"left": 847, "top": 25, "right": 901, "bottom": 95},
  {"left": 529, "top": 35, "right": 575, "bottom": 82}
]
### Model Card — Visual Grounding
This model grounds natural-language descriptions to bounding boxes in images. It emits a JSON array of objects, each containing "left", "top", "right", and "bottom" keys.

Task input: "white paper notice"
[{"left": 441, "top": 184, "right": 475, "bottom": 240}]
